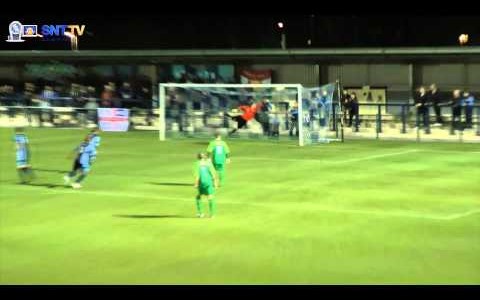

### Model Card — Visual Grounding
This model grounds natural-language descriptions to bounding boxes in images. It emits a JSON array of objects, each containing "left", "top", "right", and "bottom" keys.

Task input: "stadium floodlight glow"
[{"left": 459, "top": 33, "right": 469, "bottom": 45}]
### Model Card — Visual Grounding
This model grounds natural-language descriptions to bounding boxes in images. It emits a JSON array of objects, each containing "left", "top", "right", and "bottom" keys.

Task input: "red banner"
[{"left": 239, "top": 69, "right": 272, "bottom": 84}]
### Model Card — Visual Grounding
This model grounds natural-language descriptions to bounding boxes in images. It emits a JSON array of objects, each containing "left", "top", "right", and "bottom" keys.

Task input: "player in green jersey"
[
  {"left": 194, "top": 152, "right": 219, "bottom": 218},
  {"left": 206, "top": 132, "right": 230, "bottom": 187}
]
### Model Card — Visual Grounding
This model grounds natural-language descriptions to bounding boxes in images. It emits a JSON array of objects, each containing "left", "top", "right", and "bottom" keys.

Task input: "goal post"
[
  {"left": 336, "top": 80, "right": 345, "bottom": 143},
  {"left": 159, "top": 83, "right": 166, "bottom": 142}
]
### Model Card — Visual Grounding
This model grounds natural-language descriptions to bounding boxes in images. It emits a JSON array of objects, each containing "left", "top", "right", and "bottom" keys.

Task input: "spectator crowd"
[
  {"left": 413, "top": 84, "right": 476, "bottom": 131},
  {"left": 0, "top": 80, "right": 477, "bottom": 132},
  {"left": 0, "top": 81, "right": 152, "bottom": 110},
  {"left": 337, "top": 83, "right": 476, "bottom": 131}
]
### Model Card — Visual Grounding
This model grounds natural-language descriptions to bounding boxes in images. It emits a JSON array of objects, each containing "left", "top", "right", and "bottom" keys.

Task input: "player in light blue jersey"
[
  {"left": 87, "top": 128, "right": 101, "bottom": 162},
  {"left": 13, "top": 127, "right": 34, "bottom": 183},
  {"left": 63, "top": 135, "right": 96, "bottom": 189}
]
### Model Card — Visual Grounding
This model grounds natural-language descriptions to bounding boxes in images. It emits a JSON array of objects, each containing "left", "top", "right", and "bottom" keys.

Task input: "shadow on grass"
[
  {"left": 23, "top": 182, "right": 66, "bottom": 189},
  {"left": 33, "top": 168, "right": 67, "bottom": 174},
  {"left": 148, "top": 182, "right": 192, "bottom": 187},
  {"left": 113, "top": 214, "right": 193, "bottom": 219}
]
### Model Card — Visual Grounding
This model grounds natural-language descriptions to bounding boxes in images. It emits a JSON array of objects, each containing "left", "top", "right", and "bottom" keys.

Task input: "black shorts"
[
  {"left": 232, "top": 116, "right": 247, "bottom": 129},
  {"left": 72, "top": 158, "right": 81, "bottom": 172}
]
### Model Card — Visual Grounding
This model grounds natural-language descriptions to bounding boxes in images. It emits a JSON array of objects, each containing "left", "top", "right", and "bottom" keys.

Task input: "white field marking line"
[
  {"left": 5, "top": 185, "right": 477, "bottom": 221},
  {"left": 139, "top": 149, "right": 422, "bottom": 164},
  {"left": 0, "top": 136, "right": 74, "bottom": 152},
  {"left": 418, "top": 150, "right": 480, "bottom": 154},
  {"left": 28, "top": 136, "right": 77, "bottom": 142},
  {"left": 328, "top": 149, "right": 421, "bottom": 164},
  {"left": 441, "top": 209, "right": 480, "bottom": 220}
]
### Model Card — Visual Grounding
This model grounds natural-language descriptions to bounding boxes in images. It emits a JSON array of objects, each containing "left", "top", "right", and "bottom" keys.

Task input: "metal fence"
[
  {"left": 0, "top": 105, "right": 158, "bottom": 129},
  {"left": 336, "top": 103, "right": 480, "bottom": 142},
  {"left": 0, "top": 103, "right": 479, "bottom": 142}
]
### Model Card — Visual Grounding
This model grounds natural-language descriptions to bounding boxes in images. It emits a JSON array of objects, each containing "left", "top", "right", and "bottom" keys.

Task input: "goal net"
[
  {"left": 158, "top": 83, "right": 341, "bottom": 146},
  {"left": 300, "top": 83, "right": 342, "bottom": 144}
]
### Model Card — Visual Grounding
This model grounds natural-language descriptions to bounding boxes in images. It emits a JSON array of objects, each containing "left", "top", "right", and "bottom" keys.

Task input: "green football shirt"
[
  {"left": 194, "top": 159, "right": 216, "bottom": 186},
  {"left": 207, "top": 140, "right": 230, "bottom": 165}
]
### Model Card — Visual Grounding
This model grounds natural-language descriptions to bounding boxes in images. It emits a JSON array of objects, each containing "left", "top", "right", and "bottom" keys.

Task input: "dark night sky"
[{"left": 1, "top": 14, "right": 479, "bottom": 50}]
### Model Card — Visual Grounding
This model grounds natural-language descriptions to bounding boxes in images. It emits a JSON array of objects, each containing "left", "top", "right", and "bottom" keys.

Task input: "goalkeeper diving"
[{"left": 226, "top": 99, "right": 263, "bottom": 136}]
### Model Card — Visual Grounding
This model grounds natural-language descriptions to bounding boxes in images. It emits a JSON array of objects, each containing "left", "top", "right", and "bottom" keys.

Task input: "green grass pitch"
[{"left": 1, "top": 128, "right": 479, "bottom": 284}]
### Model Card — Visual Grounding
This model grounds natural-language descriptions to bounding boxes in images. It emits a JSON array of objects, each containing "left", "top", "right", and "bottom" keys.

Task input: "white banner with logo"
[{"left": 97, "top": 108, "right": 130, "bottom": 132}]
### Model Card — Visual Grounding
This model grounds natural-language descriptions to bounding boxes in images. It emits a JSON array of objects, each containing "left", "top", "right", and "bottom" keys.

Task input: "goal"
[{"left": 158, "top": 83, "right": 342, "bottom": 146}]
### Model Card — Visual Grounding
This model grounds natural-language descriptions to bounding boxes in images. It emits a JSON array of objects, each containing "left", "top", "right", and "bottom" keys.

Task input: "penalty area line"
[
  {"left": 233, "top": 149, "right": 421, "bottom": 164},
  {"left": 442, "top": 209, "right": 480, "bottom": 220},
  {"left": 6, "top": 185, "right": 474, "bottom": 221}
]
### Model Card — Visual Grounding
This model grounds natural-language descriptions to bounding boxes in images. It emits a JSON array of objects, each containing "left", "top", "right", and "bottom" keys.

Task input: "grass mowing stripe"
[
  {"left": 4, "top": 185, "right": 477, "bottom": 221},
  {"left": 108, "top": 149, "right": 421, "bottom": 163}
]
